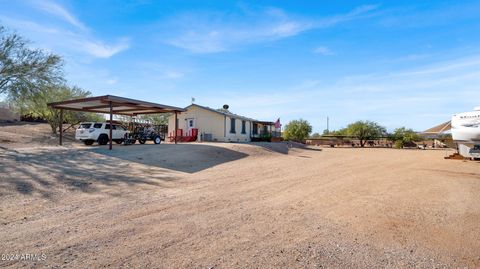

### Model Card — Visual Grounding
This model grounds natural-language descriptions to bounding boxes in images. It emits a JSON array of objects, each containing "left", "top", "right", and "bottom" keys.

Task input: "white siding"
[
  {"left": 168, "top": 105, "right": 252, "bottom": 142},
  {"left": 225, "top": 117, "right": 250, "bottom": 142}
]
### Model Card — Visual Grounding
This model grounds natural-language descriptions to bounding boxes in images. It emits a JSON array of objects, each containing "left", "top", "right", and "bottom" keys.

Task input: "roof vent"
[{"left": 223, "top": 104, "right": 229, "bottom": 110}]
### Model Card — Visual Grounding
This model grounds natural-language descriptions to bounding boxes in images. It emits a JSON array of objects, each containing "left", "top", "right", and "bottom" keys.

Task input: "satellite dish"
[{"left": 223, "top": 104, "right": 229, "bottom": 110}]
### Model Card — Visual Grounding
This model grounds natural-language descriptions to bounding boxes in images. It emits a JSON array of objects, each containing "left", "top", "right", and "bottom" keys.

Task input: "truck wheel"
[
  {"left": 84, "top": 140, "right": 94, "bottom": 146},
  {"left": 98, "top": 134, "right": 109, "bottom": 145},
  {"left": 138, "top": 138, "right": 146, "bottom": 144},
  {"left": 114, "top": 139, "right": 124, "bottom": 144},
  {"left": 154, "top": 135, "right": 161, "bottom": 144}
]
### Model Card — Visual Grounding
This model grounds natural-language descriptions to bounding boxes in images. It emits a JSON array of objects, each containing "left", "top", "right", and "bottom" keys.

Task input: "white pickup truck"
[{"left": 75, "top": 122, "right": 127, "bottom": 145}]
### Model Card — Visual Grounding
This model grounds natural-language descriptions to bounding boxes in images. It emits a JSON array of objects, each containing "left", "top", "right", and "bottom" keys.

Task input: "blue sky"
[{"left": 1, "top": 0, "right": 480, "bottom": 132}]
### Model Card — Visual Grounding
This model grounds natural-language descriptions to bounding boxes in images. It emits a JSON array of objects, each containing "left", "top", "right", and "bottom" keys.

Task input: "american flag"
[{"left": 274, "top": 118, "right": 281, "bottom": 129}]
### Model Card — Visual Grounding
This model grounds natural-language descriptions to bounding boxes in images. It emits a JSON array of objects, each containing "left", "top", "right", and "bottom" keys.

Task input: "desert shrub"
[
  {"left": 341, "top": 120, "right": 387, "bottom": 147},
  {"left": 394, "top": 140, "right": 404, "bottom": 149},
  {"left": 283, "top": 119, "right": 312, "bottom": 141}
]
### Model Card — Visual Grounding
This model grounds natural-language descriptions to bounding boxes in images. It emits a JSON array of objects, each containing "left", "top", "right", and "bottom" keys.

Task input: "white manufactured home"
[{"left": 168, "top": 104, "right": 280, "bottom": 142}]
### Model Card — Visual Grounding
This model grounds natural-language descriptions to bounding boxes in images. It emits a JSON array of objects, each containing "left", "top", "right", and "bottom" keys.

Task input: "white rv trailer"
[{"left": 451, "top": 107, "right": 480, "bottom": 159}]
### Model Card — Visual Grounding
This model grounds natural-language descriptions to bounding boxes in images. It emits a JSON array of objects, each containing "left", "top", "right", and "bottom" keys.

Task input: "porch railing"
[{"left": 251, "top": 130, "right": 282, "bottom": 138}]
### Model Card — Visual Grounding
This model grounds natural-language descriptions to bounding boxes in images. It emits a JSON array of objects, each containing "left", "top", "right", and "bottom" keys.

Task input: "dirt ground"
[{"left": 1, "top": 123, "right": 479, "bottom": 268}]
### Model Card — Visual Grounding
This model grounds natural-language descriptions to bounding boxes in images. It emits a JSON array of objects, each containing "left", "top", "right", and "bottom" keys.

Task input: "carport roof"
[{"left": 48, "top": 95, "right": 186, "bottom": 116}]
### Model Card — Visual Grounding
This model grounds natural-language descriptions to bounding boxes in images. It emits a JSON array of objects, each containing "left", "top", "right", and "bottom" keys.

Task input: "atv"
[{"left": 124, "top": 125, "right": 162, "bottom": 145}]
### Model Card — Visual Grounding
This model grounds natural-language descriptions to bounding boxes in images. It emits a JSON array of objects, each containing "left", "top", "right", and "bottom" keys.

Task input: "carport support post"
[
  {"left": 174, "top": 111, "right": 178, "bottom": 144},
  {"left": 59, "top": 109, "right": 63, "bottom": 146},
  {"left": 109, "top": 101, "right": 113, "bottom": 150}
]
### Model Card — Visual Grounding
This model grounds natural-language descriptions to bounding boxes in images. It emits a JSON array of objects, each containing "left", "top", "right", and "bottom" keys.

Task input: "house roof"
[
  {"left": 422, "top": 121, "right": 452, "bottom": 134},
  {"left": 186, "top": 103, "right": 259, "bottom": 121},
  {"left": 255, "top": 120, "right": 276, "bottom": 125},
  {"left": 48, "top": 95, "right": 186, "bottom": 116}
]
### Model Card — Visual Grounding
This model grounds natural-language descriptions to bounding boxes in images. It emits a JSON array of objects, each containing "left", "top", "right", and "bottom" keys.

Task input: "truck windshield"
[{"left": 79, "top": 123, "right": 91, "bottom": 129}]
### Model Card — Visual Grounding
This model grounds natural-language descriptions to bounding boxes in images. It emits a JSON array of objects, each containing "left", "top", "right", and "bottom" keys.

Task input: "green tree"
[
  {"left": 343, "top": 120, "right": 386, "bottom": 147},
  {"left": 283, "top": 119, "right": 312, "bottom": 141},
  {"left": 310, "top": 132, "right": 322, "bottom": 139},
  {"left": 138, "top": 113, "right": 171, "bottom": 125},
  {"left": 322, "top": 129, "right": 336, "bottom": 135},
  {"left": 0, "top": 26, "right": 63, "bottom": 98},
  {"left": 388, "top": 127, "right": 422, "bottom": 148},
  {"left": 116, "top": 113, "right": 171, "bottom": 127},
  {"left": 323, "top": 128, "right": 347, "bottom": 136},
  {"left": 10, "top": 84, "right": 100, "bottom": 134}
]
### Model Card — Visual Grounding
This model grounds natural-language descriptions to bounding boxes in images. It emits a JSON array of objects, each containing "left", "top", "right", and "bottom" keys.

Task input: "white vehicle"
[
  {"left": 451, "top": 107, "right": 480, "bottom": 159},
  {"left": 451, "top": 107, "right": 480, "bottom": 142},
  {"left": 75, "top": 122, "right": 127, "bottom": 145}
]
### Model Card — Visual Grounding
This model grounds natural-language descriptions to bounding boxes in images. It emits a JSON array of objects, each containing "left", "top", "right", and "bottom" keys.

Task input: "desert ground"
[{"left": 0, "top": 123, "right": 479, "bottom": 268}]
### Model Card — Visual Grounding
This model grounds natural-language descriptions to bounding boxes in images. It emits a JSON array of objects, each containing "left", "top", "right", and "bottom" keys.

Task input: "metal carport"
[{"left": 48, "top": 95, "right": 186, "bottom": 149}]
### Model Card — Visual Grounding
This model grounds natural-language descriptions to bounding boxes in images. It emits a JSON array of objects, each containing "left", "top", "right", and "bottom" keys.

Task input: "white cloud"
[
  {"left": 105, "top": 79, "right": 117, "bottom": 85},
  {"left": 34, "top": 0, "right": 87, "bottom": 31},
  {"left": 388, "top": 54, "right": 431, "bottom": 62},
  {"left": 80, "top": 39, "right": 130, "bottom": 58},
  {"left": 164, "top": 70, "right": 184, "bottom": 79},
  {"left": 313, "top": 46, "right": 334, "bottom": 55},
  {"left": 168, "top": 30, "right": 227, "bottom": 53},
  {"left": 0, "top": 15, "right": 129, "bottom": 59},
  {"left": 270, "top": 21, "right": 307, "bottom": 37},
  {"left": 313, "top": 4, "right": 378, "bottom": 28},
  {"left": 0, "top": 15, "right": 59, "bottom": 34},
  {"left": 131, "top": 62, "right": 186, "bottom": 81},
  {"left": 0, "top": 1, "right": 131, "bottom": 59},
  {"left": 395, "top": 56, "right": 480, "bottom": 77},
  {"left": 165, "top": 5, "right": 378, "bottom": 53}
]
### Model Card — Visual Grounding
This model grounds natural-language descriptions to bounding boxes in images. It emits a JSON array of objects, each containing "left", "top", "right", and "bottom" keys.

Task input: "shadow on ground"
[
  {"left": 251, "top": 141, "right": 322, "bottom": 155},
  {"left": 91, "top": 143, "right": 249, "bottom": 174},
  {"left": 0, "top": 147, "right": 180, "bottom": 198}
]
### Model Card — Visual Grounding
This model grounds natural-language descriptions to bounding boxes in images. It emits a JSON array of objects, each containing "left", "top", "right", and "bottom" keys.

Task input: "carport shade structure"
[{"left": 48, "top": 95, "right": 186, "bottom": 150}]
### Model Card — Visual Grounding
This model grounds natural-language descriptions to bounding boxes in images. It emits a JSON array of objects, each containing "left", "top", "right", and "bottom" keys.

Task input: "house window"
[
  {"left": 253, "top": 123, "right": 258, "bottom": 135},
  {"left": 241, "top": 120, "right": 246, "bottom": 134},
  {"left": 230, "top": 118, "right": 236, "bottom": 133},
  {"left": 189, "top": 119, "right": 193, "bottom": 127}
]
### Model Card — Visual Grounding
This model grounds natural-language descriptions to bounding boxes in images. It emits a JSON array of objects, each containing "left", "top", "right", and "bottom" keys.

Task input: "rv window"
[{"left": 241, "top": 120, "right": 246, "bottom": 134}]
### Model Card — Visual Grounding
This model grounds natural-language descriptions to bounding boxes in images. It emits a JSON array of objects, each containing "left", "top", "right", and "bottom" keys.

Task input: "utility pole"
[{"left": 327, "top": 116, "right": 329, "bottom": 133}]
